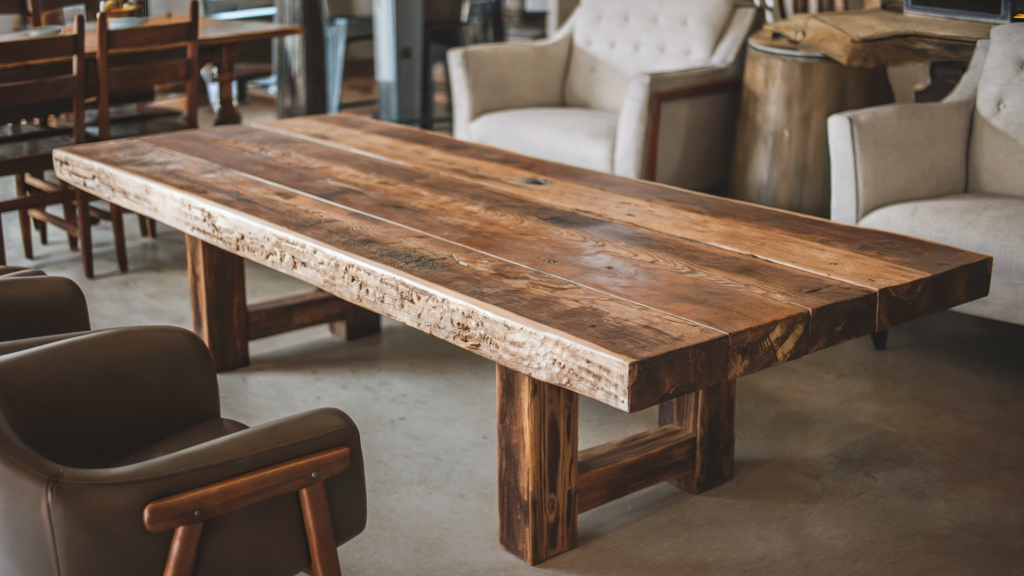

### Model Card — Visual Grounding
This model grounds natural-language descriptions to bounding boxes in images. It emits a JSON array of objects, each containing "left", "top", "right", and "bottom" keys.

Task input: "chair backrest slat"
[
  {"left": 0, "top": 15, "right": 85, "bottom": 141},
  {"left": 95, "top": 0, "right": 199, "bottom": 140}
]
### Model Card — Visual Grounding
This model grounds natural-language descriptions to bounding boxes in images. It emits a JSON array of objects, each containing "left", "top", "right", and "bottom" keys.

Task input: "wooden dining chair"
[
  {"left": 89, "top": 1, "right": 200, "bottom": 268},
  {"left": 0, "top": 16, "right": 100, "bottom": 276}
]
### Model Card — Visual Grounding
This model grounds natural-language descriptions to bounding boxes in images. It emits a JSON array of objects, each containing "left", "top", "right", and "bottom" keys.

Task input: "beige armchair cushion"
[
  {"left": 565, "top": 0, "right": 735, "bottom": 112},
  {"left": 859, "top": 193, "right": 1024, "bottom": 326},
  {"left": 469, "top": 107, "right": 619, "bottom": 174},
  {"left": 968, "top": 25, "right": 1024, "bottom": 198}
]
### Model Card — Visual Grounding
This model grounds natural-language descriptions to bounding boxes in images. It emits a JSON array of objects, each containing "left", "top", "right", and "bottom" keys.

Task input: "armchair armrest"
[
  {"left": 50, "top": 408, "right": 365, "bottom": 575},
  {"left": 0, "top": 275, "right": 90, "bottom": 343},
  {"left": 447, "top": 19, "right": 574, "bottom": 139},
  {"left": 828, "top": 39, "right": 988, "bottom": 224},
  {"left": 828, "top": 99, "right": 975, "bottom": 224},
  {"left": 615, "top": 6, "right": 756, "bottom": 183}
]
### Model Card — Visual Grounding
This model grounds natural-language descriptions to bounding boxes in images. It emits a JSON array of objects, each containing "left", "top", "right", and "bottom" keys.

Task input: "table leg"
[
  {"left": 497, "top": 366, "right": 578, "bottom": 566},
  {"left": 214, "top": 44, "right": 242, "bottom": 126},
  {"left": 329, "top": 303, "right": 381, "bottom": 341},
  {"left": 186, "top": 235, "right": 250, "bottom": 370},
  {"left": 658, "top": 380, "right": 736, "bottom": 494}
]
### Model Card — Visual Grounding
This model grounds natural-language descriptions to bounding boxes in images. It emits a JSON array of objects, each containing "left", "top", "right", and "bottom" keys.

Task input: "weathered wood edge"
[{"left": 56, "top": 146, "right": 674, "bottom": 411}]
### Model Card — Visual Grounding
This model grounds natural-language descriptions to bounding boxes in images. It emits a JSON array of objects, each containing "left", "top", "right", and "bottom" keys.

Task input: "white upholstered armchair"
[
  {"left": 447, "top": 0, "right": 758, "bottom": 190},
  {"left": 829, "top": 24, "right": 1024, "bottom": 327}
]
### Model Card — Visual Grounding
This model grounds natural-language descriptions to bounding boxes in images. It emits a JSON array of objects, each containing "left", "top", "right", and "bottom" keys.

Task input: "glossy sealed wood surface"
[{"left": 53, "top": 115, "right": 992, "bottom": 411}]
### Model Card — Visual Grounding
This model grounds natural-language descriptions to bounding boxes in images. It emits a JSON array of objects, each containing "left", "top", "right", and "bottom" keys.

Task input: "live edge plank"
[{"left": 54, "top": 143, "right": 729, "bottom": 412}]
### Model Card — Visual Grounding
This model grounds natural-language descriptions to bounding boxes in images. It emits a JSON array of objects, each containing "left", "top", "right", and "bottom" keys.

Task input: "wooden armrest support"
[{"left": 144, "top": 446, "right": 351, "bottom": 533}]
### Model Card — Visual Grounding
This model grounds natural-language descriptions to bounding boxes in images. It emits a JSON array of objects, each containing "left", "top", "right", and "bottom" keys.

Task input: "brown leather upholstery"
[
  {"left": 0, "top": 269, "right": 90, "bottom": 344},
  {"left": 0, "top": 326, "right": 367, "bottom": 576}
]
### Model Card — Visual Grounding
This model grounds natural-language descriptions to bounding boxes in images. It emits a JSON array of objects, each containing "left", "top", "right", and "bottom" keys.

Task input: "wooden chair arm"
[{"left": 144, "top": 445, "right": 351, "bottom": 533}]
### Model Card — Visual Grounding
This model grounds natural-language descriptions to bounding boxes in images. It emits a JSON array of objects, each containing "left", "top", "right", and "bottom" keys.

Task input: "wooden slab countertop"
[{"left": 53, "top": 115, "right": 991, "bottom": 412}]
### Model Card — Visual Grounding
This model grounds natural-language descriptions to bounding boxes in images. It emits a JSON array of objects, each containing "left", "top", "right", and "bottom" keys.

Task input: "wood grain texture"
[
  {"left": 144, "top": 446, "right": 351, "bottom": 533},
  {"left": 162, "top": 523, "right": 203, "bottom": 576},
  {"left": 659, "top": 380, "right": 736, "bottom": 494},
  {"left": 248, "top": 290, "right": 352, "bottom": 341},
  {"left": 497, "top": 366, "right": 578, "bottom": 565},
  {"left": 300, "top": 481, "right": 344, "bottom": 576},
  {"left": 264, "top": 115, "right": 991, "bottom": 332},
  {"left": 186, "top": 235, "right": 249, "bottom": 371},
  {"left": 577, "top": 425, "right": 696, "bottom": 513},
  {"left": 53, "top": 115, "right": 991, "bottom": 410}
]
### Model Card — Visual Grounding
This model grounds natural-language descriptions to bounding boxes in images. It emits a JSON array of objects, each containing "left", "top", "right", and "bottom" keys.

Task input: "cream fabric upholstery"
[
  {"left": 470, "top": 107, "right": 619, "bottom": 174},
  {"left": 828, "top": 25, "right": 1024, "bottom": 326},
  {"left": 859, "top": 194, "right": 1024, "bottom": 326},
  {"left": 448, "top": 1, "right": 757, "bottom": 189},
  {"left": 968, "top": 25, "right": 1024, "bottom": 198}
]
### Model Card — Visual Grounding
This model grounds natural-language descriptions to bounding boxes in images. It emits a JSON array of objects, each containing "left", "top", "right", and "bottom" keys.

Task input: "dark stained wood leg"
[
  {"left": 329, "top": 303, "right": 381, "bottom": 341},
  {"left": 76, "top": 189, "right": 94, "bottom": 278},
  {"left": 162, "top": 522, "right": 203, "bottom": 576},
  {"left": 497, "top": 366, "right": 578, "bottom": 565},
  {"left": 138, "top": 214, "right": 150, "bottom": 237},
  {"left": 299, "top": 481, "right": 343, "bottom": 576},
  {"left": 186, "top": 235, "right": 250, "bottom": 371},
  {"left": 871, "top": 330, "right": 888, "bottom": 351},
  {"left": 109, "top": 203, "right": 128, "bottom": 273},
  {"left": 0, "top": 214, "right": 5, "bottom": 266},
  {"left": 148, "top": 218, "right": 158, "bottom": 238},
  {"left": 15, "top": 173, "right": 33, "bottom": 259},
  {"left": 214, "top": 44, "right": 241, "bottom": 126},
  {"left": 658, "top": 380, "right": 736, "bottom": 494}
]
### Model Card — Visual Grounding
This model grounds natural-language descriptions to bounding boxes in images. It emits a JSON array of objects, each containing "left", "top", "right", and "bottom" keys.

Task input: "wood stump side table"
[{"left": 729, "top": 29, "right": 893, "bottom": 217}]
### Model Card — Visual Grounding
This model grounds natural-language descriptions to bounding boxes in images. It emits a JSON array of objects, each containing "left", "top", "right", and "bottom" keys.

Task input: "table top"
[
  {"left": 765, "top": 9, "right": 995, "bottom": 67},
  {"left": 0, "top": 16, "right": 302, "bottom": 52},
  {"left": 52, "top": 115, "right": 992, "bottom": 412}
]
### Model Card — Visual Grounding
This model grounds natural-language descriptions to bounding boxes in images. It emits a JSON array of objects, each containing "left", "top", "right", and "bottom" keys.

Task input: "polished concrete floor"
[{"left": 2, "top": 178, "right": 1023, "bottom": 575}]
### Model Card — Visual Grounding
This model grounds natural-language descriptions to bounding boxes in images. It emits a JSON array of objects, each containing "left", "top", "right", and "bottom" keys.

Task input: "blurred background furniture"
[
  {"left": 729, "top": 6, "right": 996, "bottom": 217},
  {"left": 0, "top": 18, "right": 96, "bottom": 275},
  {"left": 0, "top": 325, "right": 367, "bottom": 576},
  {"left": 200, "top": 0, "right": 277, "bottom": 117},
  {"left": 829, "top": 24, "right": 1023, "bottom": 326},
  {"left": 448, "top": 0, "right": 759, "bottom": 191}
]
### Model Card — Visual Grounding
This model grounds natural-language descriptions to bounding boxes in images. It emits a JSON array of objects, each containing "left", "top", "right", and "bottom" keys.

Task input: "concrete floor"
[{"left": 3, "top": 169, "right": 1024, "bottom": 575}]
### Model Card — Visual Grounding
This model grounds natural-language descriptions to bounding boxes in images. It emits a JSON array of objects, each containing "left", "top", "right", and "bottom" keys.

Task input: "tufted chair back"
[
  {"left": 967, "top": 24, "right": 1024, "bottom": 199},
  {"left": 564, "top": 0, "right": 736, "bottom": 112}
]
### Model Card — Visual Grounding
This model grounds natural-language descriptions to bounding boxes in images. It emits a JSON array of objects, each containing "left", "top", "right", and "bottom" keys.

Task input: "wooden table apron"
[
  {"left": 52, "top": 114, "right": 992, "bottom": 566},
  {"left": 0, "top": 18, "right": 302, "bottom": 125}
]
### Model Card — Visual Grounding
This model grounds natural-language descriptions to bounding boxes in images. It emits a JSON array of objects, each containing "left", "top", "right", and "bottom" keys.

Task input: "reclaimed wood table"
[
  {"left": 0, "top": 18, "right": 302, "bottom": 125},
  {"left": 53, "top": 114, "right": 992, "bottom": 565}
]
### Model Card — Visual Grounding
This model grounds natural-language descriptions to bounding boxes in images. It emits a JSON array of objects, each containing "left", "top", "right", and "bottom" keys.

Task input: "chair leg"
[
  {"left": 110, "top": 204, "right": 128, "bottom": 273},
  {"left": 76, "top": 189, "right": 94, "bottom": 278},
  {"left": 0, "top": 211, "right": 6, "bottom": 266},
  {"left": 299, "top": 481, "right": 343, "bottom": 576},
  {"left": 871, "top": 330, "right": 888, "bottom": 351},
  {"left": 138, "top": 214, "right": 150, "bottom": 237},
  {"left": 148, "top": 218, "right": 158, "bottom": 238},
  {"left": 15, "top": 173, "right": 33, "bottom": 259},
  {"left": 29, "top": 172, "right": 47, "bottom": 246}
]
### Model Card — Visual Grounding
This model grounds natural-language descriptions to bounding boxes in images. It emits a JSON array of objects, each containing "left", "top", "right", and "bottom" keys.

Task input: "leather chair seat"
[
  {"left": 859, "top": 193, "right": 1024, "bottom": 325},
  {"left": 469, "top": 107, "right": 619, "bottom": 174}
]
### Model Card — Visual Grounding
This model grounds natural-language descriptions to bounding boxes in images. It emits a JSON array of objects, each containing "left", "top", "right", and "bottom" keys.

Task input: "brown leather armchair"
[
  {"left": 0, "top": 326, "right": 367, "bottom": 576},
  {"left": 0, "top": 267, "right": 91, "bottom": 355}
]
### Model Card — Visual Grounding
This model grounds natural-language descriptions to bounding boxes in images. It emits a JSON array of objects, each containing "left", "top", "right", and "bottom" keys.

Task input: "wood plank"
[
  {"left": 54, "top": 141, "right": 729, "bottom": 411},
  {"left": 267, "top": 115, "right": 991, "bottom": 332},
  {"left": 497, "top": 366, "right": 578, "bottom": 565},
  {"left": 144, "top": 446, "right": 351, "bottom": 533},
  {"left": 143, "top": 127, "right": 880, "bottom": 372},
  {"left": 659, "top": 380, "right": 736, "bottom": 494},
  {"left": 577, "top": 425, "right": 696, "bottom": 514},
  {"left": 186, "top": 235, "right": 249, "bottom": 371},
  {"left": 248, "top": 290, "right": 351, "bottom": 341}
]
